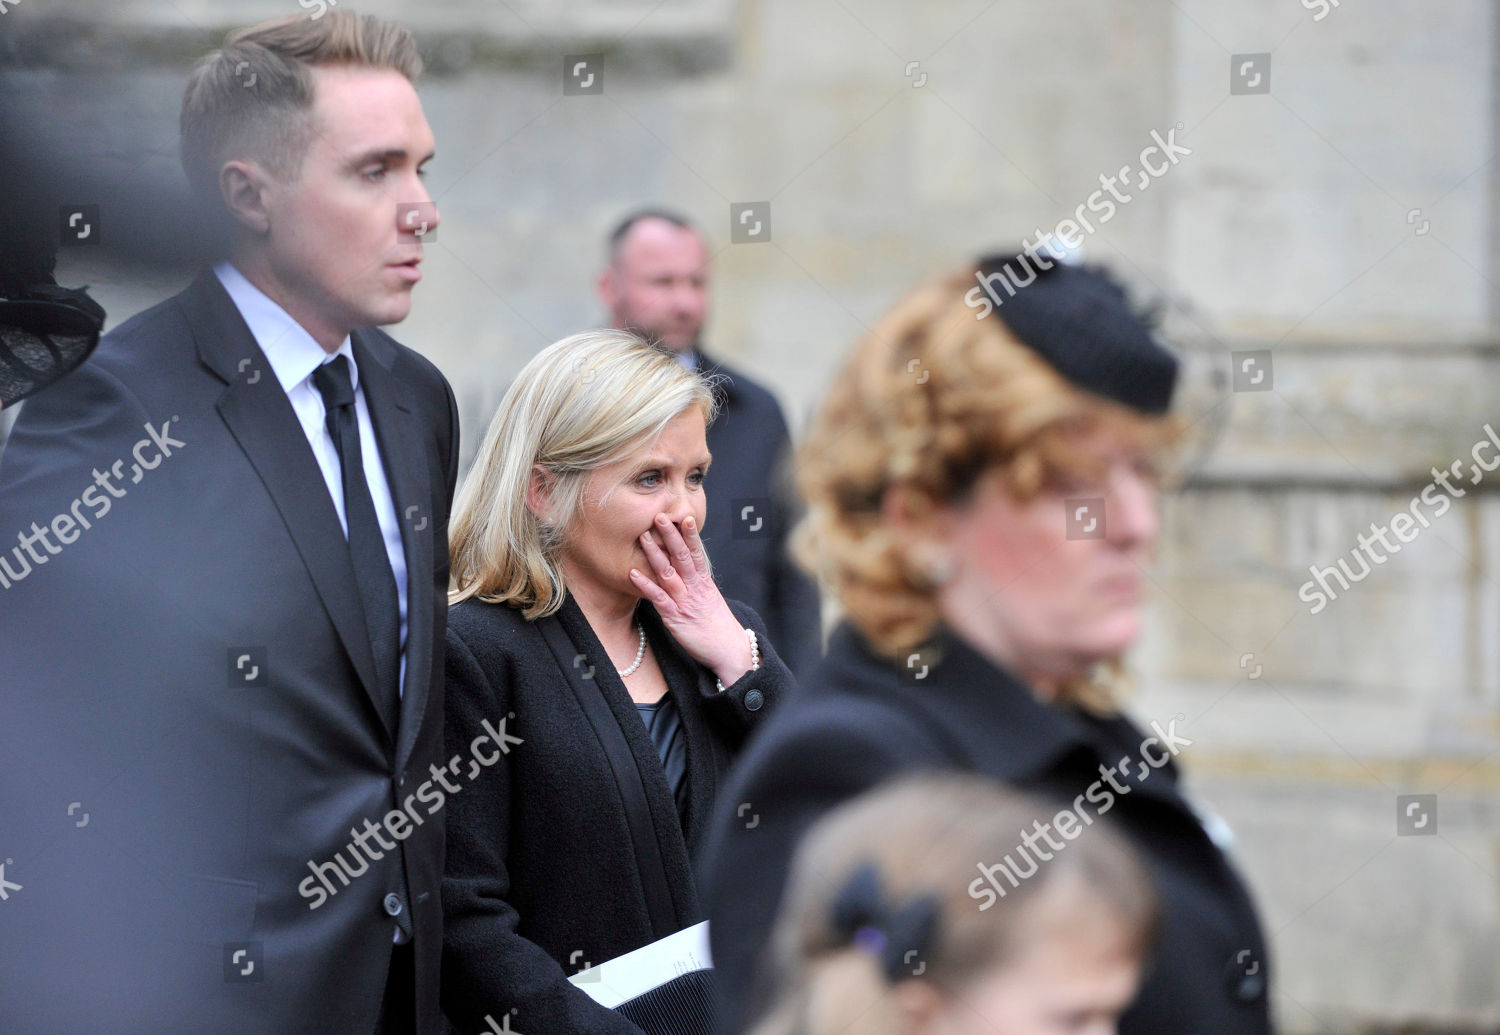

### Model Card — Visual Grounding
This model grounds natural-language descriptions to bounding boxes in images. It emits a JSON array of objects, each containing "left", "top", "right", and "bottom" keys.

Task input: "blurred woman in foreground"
[{"left": 701, "top": 255, "right": 1272, "bottom": 1034}]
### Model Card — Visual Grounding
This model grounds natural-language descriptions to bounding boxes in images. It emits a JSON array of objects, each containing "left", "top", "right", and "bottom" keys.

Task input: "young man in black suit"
[
  {"left": 0, "top": 12, "right": 457, "bottom": 1032},
  {"left": 597, "top": 209, "right": 822, "bottom": 677}
]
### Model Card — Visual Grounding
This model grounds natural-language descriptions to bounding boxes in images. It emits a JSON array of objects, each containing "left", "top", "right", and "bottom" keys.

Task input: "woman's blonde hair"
[
  {"left": 749, "top": 775, "right": 1158, "bottom": 1035},
  {"left": 449, "top": 330, "right": 718, "bottom": 616},
  {"left": 793, "top": 267, "right": 1180, "bottom": 706}
]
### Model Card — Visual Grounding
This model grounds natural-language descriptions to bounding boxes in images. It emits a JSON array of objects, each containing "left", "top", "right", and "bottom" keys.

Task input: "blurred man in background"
[{"left": 597, "top": 208, "right": 821, "bottom": 676}]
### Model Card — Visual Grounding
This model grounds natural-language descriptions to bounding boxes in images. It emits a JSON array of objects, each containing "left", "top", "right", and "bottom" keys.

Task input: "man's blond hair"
[{"left": 179, "top": 10, "right": 422, "bottom": 201}]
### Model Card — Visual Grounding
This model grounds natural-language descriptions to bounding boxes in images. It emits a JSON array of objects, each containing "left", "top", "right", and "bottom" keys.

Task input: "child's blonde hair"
[{"left": 748, "top": 774, "right": 1158, "bottom": 1035}]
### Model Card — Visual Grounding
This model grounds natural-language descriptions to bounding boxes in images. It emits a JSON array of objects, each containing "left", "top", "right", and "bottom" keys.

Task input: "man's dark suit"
[
  {"left": 695, "top": 350, "right": 821, "bottom": 677},
  {"left": 0, "top": 270, "right": 458, "bottom": 1032}
]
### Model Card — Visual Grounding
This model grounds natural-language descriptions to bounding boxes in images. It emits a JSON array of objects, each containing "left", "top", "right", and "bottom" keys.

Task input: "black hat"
[
  {"left": 974, "top": 251, "right": 1177, "bottom": 414},
  {"left": 0, "top": 281, "right": 105, "bottom": 409}
]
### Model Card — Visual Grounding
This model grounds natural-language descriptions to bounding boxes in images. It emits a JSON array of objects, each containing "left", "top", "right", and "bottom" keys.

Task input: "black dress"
[
  {"left": 636, "top": 696, "right": 691, "bottom": 824},
  {"left": 699, "top": 621, "right": 1273, "bottom": 1035},
  {"left": 441, "top": 591, "right": 792, "bottom": 1034}
]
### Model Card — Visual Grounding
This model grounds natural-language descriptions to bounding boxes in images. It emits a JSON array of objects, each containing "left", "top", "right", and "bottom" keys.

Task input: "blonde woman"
[
  {"left": 702, "top": 256, "right": 1272, "bottom": 1034},
  {"left": 440, "top": 330, "right": 792, "bottom": 1033},
  {"left": 752, "top": 775, "right": 1158, "bottom": 1035}
]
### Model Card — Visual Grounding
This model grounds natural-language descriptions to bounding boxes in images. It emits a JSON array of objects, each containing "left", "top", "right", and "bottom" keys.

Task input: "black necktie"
[{"left": 312, "top": 355, "right": 401, "bottom": 731}]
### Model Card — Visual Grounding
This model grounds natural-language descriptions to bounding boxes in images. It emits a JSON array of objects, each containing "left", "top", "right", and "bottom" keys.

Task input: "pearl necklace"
[{"left": 616, "top": 623, "right": 647, "bottom": 677}]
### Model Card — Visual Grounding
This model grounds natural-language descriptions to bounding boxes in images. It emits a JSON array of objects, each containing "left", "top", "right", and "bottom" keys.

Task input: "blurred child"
[{"left": 746, "top": 775, "right": 1158, "bottom": 1035}]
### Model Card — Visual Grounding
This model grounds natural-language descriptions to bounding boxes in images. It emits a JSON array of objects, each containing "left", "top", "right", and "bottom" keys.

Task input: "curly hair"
[{"left": 792, "top": 266, "right": 1179, "bottom": 706}]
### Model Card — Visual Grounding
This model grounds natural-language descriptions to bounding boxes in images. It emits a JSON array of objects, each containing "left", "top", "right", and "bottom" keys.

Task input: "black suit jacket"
[
  {"left": 695, "top": 351, "right": 821, "bottom": 678},
  {"left": 700, "top": 622, "right": 1273, "bottom": 1035},
  {"left": 441, "top": 592, "right": 791, "bottom": 1034},
  {"left": 0, "top": 270, "right": 458, "bottom": 1032}
]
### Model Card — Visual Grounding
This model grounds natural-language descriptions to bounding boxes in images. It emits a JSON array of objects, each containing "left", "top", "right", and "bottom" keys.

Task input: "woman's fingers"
[
  {"left": 653, "top": 514, "right": 699, "bottom": 578},
  {"left": 680, "top": 515, "right": 710, "bottom": 575},
  {"left": 639, "top": 528, "right": 677, "bottom": 585},
  {"left": 635, "top": 518, "right": 744, "bottom": 675},
  {"left": 629, "top": 566, "right": 675, "bottom": 613}
]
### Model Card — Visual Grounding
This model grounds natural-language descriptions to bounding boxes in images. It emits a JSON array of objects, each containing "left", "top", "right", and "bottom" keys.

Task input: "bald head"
[{"left": 597, "top": 214, "right": 711, "bottom": 353}]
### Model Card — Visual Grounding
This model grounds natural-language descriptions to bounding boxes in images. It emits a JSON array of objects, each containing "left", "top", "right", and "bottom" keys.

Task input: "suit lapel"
[
  {"left": 181, "top": 271, "right": 391, "bottom": 742},
  {"left": 353, "top": 329, "right": 435, "bottom": 770}
]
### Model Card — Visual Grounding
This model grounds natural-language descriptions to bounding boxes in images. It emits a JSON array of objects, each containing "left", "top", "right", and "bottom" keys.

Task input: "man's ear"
[
  {"left": 596, "top": 265, "right": 620, "bottom": 318},
  {"left": 526, "top": 464, "right": 555, "bottom": 525},
  {"left": 219, "top": 159, "right": 274, "bottom": 235}
]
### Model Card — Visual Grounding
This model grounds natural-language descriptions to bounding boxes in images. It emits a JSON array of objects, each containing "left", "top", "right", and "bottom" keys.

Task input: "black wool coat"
[
  {"left": 441, "top": 591, "right": 793, "bottom": 1033},
  {"left": 699, "top": 622, "right": 1274, "bottom": 1035}
]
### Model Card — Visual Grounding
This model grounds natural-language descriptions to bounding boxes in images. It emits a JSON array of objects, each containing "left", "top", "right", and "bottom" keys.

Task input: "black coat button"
[
  {"left": 744, "top": 688, "right": 764, "bottom": 711},
  {"left": 383, "top": 893, "right": 404, "bottom": 917}
]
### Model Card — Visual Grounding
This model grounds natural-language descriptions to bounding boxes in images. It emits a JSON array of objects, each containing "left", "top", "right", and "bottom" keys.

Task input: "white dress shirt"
[
  {"left": 214, "top": 262, "right": 409, "bottom": 699},
  {"left": 216, "top": 264, "right": 411, "bottom": 944}
]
